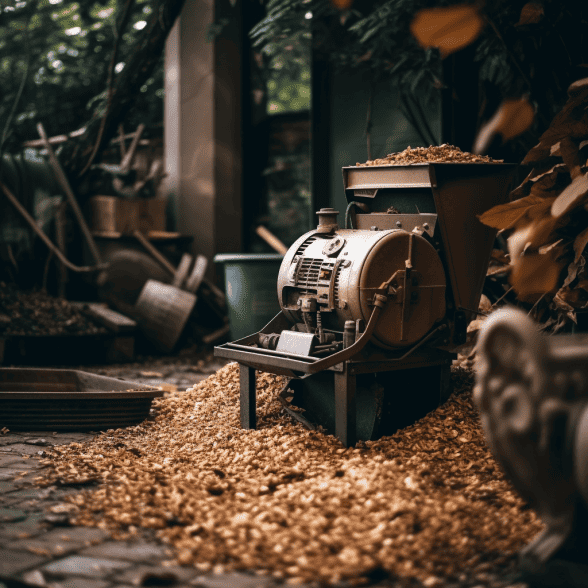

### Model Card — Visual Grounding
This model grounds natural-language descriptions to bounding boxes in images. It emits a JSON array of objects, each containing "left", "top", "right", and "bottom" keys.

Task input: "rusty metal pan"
[{"left": 0, "top": 368, "right": 163, "bottom": 431}]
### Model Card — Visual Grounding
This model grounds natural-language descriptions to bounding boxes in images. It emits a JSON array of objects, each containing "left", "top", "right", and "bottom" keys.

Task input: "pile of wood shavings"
[
  {"left": 39, "top": 365, "right": 542, "bottom": 586},
  {"left": 356, "top": 145, "right": 502, "bottom": 166}
]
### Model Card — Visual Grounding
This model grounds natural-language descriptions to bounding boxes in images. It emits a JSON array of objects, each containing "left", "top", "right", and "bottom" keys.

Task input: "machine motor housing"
[{"left": 277, "top": 227, "right": 447, "bottom": 350}]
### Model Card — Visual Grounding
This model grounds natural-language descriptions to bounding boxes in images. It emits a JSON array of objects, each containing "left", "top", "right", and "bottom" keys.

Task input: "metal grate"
[
  {"left": 332, "top": 263, "right": 345, "bottom": 308},
  {"left": 295, "top": 258, "right": 335, "bottom": 290},
  {"left": 293, "top": 235, "right": 319, "bottom": 257}
]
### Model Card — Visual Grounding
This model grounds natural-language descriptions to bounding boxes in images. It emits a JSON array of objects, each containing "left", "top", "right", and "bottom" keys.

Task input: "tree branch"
[
  {"left": 60, "top": 0, "right": 187, "bottom": 181},
  {"left": 79, "top": 0, "right": 136, "bottom": 176}
]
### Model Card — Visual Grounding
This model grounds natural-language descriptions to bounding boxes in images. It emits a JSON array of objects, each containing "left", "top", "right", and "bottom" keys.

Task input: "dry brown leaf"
[
  {"left": 515, "top": 2, "right": 544, "bottom": 26},
  {"left": 486, "top": 265, "right": 511, "bottom": 276},
  {"left": 559, "top": 137, "right": 583, "bottom": 179},
  {"left": 478, "top": 194, "right": 546, "bottom": 230},
  {"left": 568, "top": 77, "right": 588, "bottom": 98},
  {"left": 330, "top": 0, "right": 353, "bottom": 10},
  {"left": 574, "top": 227, "right": 588, "bottom": 263},
  {"left": 525, "top": 198, "right": 560, "bottom": 249},
  {"left": 553, "top": 290, "right": 578, "bottom": 320},
  {"left": 550, "top": 142, "right": 562, "bottom": 157},
  {"left": 507, "top": 225, "right": 533, "bottom": 262},
  {"left": 551, "top": 173, "right": 588, "bottom": 217},
  {"left": 554, "top": 286, "right": 588, "bottom": 311},
  {"left": 529, "top": 166, "right": 570, "bottom": 199},
  {"left": 410, "top": 5, "right": 484, "bottom": 58},
  {"left": 510, "top": 252, "right": 565, "bottom": 301},
  {"left": 523, "top": 118, "right": 588, "bottom": 165},
  {"left": 538, "top": 239, "right": 563, "bottom": 254},
  {"left": 474, "top": 98, "right": 535, "bottom": 154},
  {"left": 497, "top": 98, "right": 535, "bottom": 140}
]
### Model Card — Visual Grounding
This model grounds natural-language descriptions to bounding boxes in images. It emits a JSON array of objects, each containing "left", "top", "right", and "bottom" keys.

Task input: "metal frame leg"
[
  {"left": 334, "top": 364, "right": 356, "bottom": 447},
  {"left": 239, "top": 364, "right": 256, "bottom": 429}
]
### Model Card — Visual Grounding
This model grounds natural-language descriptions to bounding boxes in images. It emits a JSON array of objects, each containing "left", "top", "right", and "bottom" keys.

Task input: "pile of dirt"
[
  {"left": 39, "top": 365, "right": 542, "bottom": 586},
  {"left": 356, "top": 144, "right": 503, "bottom": 166},
  {"left": 0, "top": 282, "right": 107, "bottom": 336}
]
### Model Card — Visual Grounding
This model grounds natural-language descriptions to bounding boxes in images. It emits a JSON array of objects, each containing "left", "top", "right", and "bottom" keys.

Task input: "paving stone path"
[
  {"left": 0, "top": 360, "right": 534, "bottom": 588},
  {"left": 0, "top": 429, "right": 287, "bottom": 588}
]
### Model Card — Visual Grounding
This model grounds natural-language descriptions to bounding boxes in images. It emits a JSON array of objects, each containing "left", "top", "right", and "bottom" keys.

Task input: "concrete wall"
[{"left": 164, "top": 0, "right": 243, "bottom": 276}]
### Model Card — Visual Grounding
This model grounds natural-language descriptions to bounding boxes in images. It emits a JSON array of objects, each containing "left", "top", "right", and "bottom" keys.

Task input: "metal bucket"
[{"left": 214, "top": 253, "right": 283, "bottom": 340}]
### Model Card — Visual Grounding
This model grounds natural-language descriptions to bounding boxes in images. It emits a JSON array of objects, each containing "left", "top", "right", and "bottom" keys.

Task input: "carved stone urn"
[{"left": 474, "top": 307, "right": 588, "bottom": 566}]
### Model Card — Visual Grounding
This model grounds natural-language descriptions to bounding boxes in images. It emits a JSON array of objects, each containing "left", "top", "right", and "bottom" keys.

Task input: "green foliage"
[
  {"left": 263, "top": 29, "right": 311, "bottom": 114},
  {"left": 251, "top": 0, "right": 586, "bottom": 142},
  {"left": 0, "top": 0, "right": 163, "bottom": 150}
]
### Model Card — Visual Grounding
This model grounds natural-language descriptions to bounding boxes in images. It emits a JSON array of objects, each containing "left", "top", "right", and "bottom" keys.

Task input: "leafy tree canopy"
[
  {"left": 0, "top": 0, "right": 163, "bottom": 151},
  {"left": 251, "top": 0, "right": 587, "bottom": 151}
]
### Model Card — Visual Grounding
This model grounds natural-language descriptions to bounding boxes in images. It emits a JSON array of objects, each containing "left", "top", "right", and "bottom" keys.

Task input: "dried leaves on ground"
[
  {"left": 479, "top": 80, "right": 588, "bottom": 330},
  {"left": 38, "top": 364, "right": 542, "bottom": 585},
  {"left": 0, "top": 282, "right": 107, "bottom": 336},
  {"left": 356, "top": 144, "right": 502, "bottom": 166}
]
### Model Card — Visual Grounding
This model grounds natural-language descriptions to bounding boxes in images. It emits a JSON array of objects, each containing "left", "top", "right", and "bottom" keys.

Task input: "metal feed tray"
[{"left": 0, "top": 368, "right": 163, "bottom": 431}]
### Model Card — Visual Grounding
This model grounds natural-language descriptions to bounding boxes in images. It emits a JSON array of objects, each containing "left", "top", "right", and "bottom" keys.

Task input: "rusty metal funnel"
[
  {"left": 428, "top": 163, "right": 516, "bottom": 315},
  {"left": 342, "top": 162, "right": 517, "bottom": 316}
]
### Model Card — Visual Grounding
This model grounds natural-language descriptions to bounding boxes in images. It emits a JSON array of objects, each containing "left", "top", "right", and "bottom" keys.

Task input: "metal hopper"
[
  {"left": 342, "top": 162, "right": 517, "bottom": 317},
  {"left": 216, "top": 161, "right": 517, "bottom": 446}
]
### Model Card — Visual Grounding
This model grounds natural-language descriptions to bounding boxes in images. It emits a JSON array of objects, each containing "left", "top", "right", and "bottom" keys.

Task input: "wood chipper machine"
[{"left": 215, "top": 162, "right": 516, "bottom": 445}]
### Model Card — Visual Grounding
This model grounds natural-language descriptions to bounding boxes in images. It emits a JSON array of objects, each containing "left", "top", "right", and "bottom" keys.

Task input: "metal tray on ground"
[{"left": 0, "top": 367, "right": 163, "bottom": 431}]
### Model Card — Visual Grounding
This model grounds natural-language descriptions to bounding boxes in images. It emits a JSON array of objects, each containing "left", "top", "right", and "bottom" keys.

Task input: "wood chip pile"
[
  {"left": 0, "top": 283, "right": 107, "bottom": 336},
  {"left": 356, "top": 145, "right": 502, "bottom": 166},
  {"left": 39, "top": 365, "right": 542, "bottom": 585}
]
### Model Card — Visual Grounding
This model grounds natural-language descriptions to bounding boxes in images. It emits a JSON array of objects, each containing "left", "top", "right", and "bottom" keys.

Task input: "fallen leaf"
[
  {"left": 498, "top": 98, "right": 536, "bottom": 140},
  {"left": 410, "top": 4, "right": 484, "bottom": 58},
  {"left": 561, "top": 256, "right": 585, "bottom": 290},
  {"left": 487, "top": 265, "right": 511, "bottom": 276},
  {"left": 550, "top": 142, "right": 562, "bottom": 157},
  {"left": 467, "top": 318, "right": 485, "bottom": 333},
  {"left": 568, "top": 77, "right": 588, "bottom": 98},
  {"left": 510, "top": 252, "right": 565, "bottom": 301},
  {"left": 553, "top": 290, "right": 578, "bottom": 320},
  {"left": 330, "top": 0, "right": 353, "bottom": 10},
  {"left": 525, "top": 199, "right": 560, "bottom": 248},
  {"left": 551, "top": 173, "right": 588, "bottom": 217},
  {"left": 529, "top": 163, "right": 569, "bottom": 198},
  {"left": 538, "top": 239, "right": 563, "bottom": 254},
  {"left": 478, "top": 194, "right": 545, "bottom": 230},
  {"left": 515, "top": 2, "right": 544, "bottom": 26},
  {"left": 507, "top": 225, "right": 533, "bottom": 262},
  {"left": 574, "top": 227, "right": 588, "bottom": 263},
  {"left": 474, "top": 98, "right": 535, "bottom": 153},
  {"left": 559, "top": 137, "right": 583, "bottom": 179},
  {"left": 523, "top": 118, "right": 588, "bottom": 165},
  {"left": 555, "top": 286, "right": 588, "bottom": 310}
]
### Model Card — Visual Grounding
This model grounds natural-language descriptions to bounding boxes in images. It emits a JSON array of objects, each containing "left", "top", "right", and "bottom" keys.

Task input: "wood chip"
[
  {"left": 38, "top": 365, "right": 543, "bottom": 585},
  {"left": 356, "top": 144, "right": 502, "bottom": 166}
]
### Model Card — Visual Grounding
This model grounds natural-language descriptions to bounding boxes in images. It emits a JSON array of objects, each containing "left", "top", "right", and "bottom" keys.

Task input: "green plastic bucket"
[{"left": 214, "top": 253, "right": 283, "bottom": 340}]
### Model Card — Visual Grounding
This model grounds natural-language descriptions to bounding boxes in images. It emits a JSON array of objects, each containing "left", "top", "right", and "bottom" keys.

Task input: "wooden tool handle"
[
  {"left": 132, "top": 230, "right": 176, "bottom": 276},
  {"left": 255, "top": 225, "right": 288, "bottom": 255}
]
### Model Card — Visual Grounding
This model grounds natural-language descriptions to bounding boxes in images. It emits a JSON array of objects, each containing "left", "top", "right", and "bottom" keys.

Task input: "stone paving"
[
  {"left": 0, "top": 428, "right": 289, "bottom": 588},
  {"left": 0, "top": 358, "right": 536, "bottom": 588},
  {"left": 0, "top": 357, "right": 280, "bottom": 588}
]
